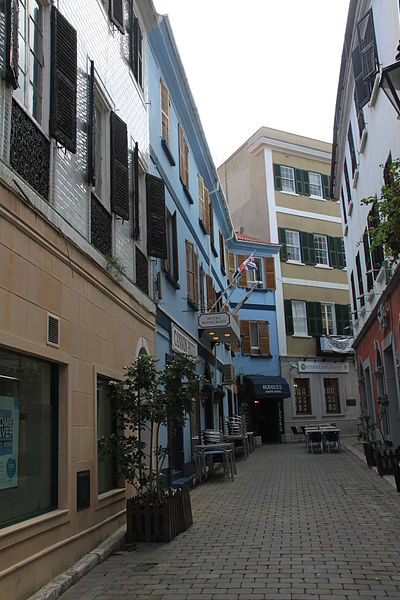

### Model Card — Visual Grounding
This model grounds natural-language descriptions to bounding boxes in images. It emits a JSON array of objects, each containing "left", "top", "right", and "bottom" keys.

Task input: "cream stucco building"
[{"left": 218, "top": 128, "right": 359, "bottom": 438}]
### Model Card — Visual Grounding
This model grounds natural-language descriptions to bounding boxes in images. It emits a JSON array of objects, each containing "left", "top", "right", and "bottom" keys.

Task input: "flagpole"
[
  {"left": 207, "top": 249, "right": 257, "bottom": 313},
  {"left": 232, "top": 282, "right": 258, "bottom": 316}
]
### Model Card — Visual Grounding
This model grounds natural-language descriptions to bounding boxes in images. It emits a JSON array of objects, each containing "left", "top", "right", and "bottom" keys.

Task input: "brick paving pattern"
[{"left": 60, "top": 443, "right": 400, "bottom": 599}]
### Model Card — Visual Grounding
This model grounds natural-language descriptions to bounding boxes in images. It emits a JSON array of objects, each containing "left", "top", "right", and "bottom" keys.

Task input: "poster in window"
[{"left": 0, "top": 397, "right": 19, "bottom": 490}]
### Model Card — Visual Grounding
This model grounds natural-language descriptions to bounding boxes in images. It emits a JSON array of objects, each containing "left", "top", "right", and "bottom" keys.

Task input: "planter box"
[
  {"left": 126, "top": 487, "right": 192, "bottom": 543},
  {"left": 363, "top": 442, "right": 376, "bottom": 467}
]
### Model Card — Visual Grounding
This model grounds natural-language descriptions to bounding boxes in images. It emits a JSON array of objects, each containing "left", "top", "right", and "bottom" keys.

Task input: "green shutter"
[
  {"left": 295, "top": 168, "right": 304, "bottom": 195},
  {"left": 322, "top": 174, "right": 330, "bottom": 199},
  {"left": 273, "top": 164, "right": 282, "bottom": 190},
  {"left": 284, "top": 300, "right": 294, "bottom": 335},
  {"left": 278, "top": 227, "right": 287, "bottom": 261},
  {"left": 328, "top": 236, "right": 337, "bottom": 268},
  {"left": 335, "top": 304, "right": 351, "bottom": 335},
  {"left": 307, "top": 302, "right": 322, "bottom": 336},
  {"left": 337, "top": 237, "right": 345, "bottom": 270},
  {"left": 300, "top": 231, "right": 315, "bottom": 265},
  {"left": 302, "top": 170, "right": 310, "bottom": 196}
]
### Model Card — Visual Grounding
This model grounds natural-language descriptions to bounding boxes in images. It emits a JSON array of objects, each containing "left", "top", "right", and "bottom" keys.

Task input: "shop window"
[
  {"left": 324, "top": 378, "right": 340, "bottom": 413},
  {"left": 97, "top": 376, "right": 118, "bottom": 494},
  {"left": 294, "top": 378, "right": 311, "bottom": 414},
  {"left": 0, "top": 349, "right": 58, "bottom": 528}
]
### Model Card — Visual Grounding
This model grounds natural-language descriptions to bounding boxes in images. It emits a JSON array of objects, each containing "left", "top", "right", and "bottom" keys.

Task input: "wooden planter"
[
  {"left": 363, "top": 442, "right": 376, "bottom": 468},
  {"left": 126, "top": 487, "right": 193, "bottom": 543}
]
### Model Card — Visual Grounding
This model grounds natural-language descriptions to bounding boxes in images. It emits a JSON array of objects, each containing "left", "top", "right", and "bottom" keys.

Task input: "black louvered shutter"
[
  {"left": 87, "top": 60, "right": 95, "bottom": 185},
  {"left": 336, "top": 237, "right": 345, "bottom": 270},
  {"left": 110, "top": 0, "right": 124, "bottom": 33},
  {"left": 295, "top": 169, "right": 304, "bottom": 195},
  {"left": 278, "top": 228, "right": 287, "bottom": 261},
  {"left": 133, "top": 18, "right": 143, "bottom": 87},
  {"left": 327, "top": 236, "right": 337, "bottom": 268},
  {"left": 322, "top": 174, "right": 330, "bottom": 199},
  {"left": 4, "top": 0, "right": 19, "bottom": 89},
  {"left": 300, "top": 231, "right": 315, "bottom": 265},
  {"left": 306, "top": 302, "right": 322, "bottom": 337},
  {"left": 273, "top": 164, "right": 282, "bottom": 190},
  {"left": 302, "top": 170, "right": 310, "bottom": 196},
  {"left": 146, "top": 174, "right": 167, "bottom": 259},
  {"left": 110, "top": 111, "right": 129, "bottom": 220},
  {"left": 352, "top": 45, "right": 370, "bottom": 110},
  {"left": 335, "top": 305, "right": 345, "bottom": 335},
  {"left": 133, "top": 142, "right": 140, "bottom": 239},
  {"left": 357, "top": 9, "right": 378, "bottom": 82},
  {"left": 50, "top": 7, "right": 77, "bottom": 153},
  {"left": 284, "top": 300, "right": 294, "bottom": 336},
  {"left": 363, "top": 230, "right": 373, "bottom": 291}
]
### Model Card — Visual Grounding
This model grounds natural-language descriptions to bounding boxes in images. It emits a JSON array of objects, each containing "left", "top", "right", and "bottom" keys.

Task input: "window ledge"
[
  {"left": 250, "top": 353, "right": 272, "bottom": 359},
  {"left": 287, "top": 260, "right": 305, "bottom": 266},
  {"left": 352, "top": 168, "right": 359, "bottom": 188},
  {"left": 161, "top": 139, "right": 175, "bottom": 166},
  {"left": 280, "top": 190, "right": 298, "bottom": 197},
  {"left": 367, "top": 289, "right": 375, "bottom": 303},
  {"left": 348, "top": 201, "right": 354, "bottom": 216},
  {"left": 199, "top": 218, "right": 208, "bottom": 235},
  {"left": 292, "top": 334, "right": 312, "bottom": 338},
  {"left": 220, "top": 266, "right": 226, "bottom": 276},
  {"left": 360, "top": 128, "right": 368, "bottom": 153},
  {"left": 211, "top": 242, "right": 218, "bottom": 257},
  {"left": 315, "top": 264, "right": 332, "bottom": 270},
  {"left": 183, "top": 184, "right": 193, "bottom": 204},
  {"left": 0, "top": 509, "right": 69, "bottom": 539},
  {"left": 369, "top": 73, "right": 380, "bottom": 108},
  {"left": 96, "top": 488, "right": 126, "bottom": 511},
  {"left": 343, "top": 223, "right": 348, "bottom": 237},
  {"left": 187, "top": 298, "right": 198, "bottom": 311},
  {"left": 309, "top": 195, "right": 325, "bottom": 201},
  {"left": 376, "top": 264, "right": 386, "bottom": 283},
  {"left": 165, "top": 271, "right": 180, "bottom": 290}
]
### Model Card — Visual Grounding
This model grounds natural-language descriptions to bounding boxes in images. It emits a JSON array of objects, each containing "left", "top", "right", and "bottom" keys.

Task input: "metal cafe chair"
[
  {"left": 308, "top": 431, "right": 324, "bottom": 453},
  {"left": 324, "top": 430, "right": 340, "bottom": 453}
]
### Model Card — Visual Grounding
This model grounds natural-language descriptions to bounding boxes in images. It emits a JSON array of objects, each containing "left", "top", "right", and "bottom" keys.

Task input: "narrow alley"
[{"left": 58, "top": 443, "right": 400, "bottom": 600}]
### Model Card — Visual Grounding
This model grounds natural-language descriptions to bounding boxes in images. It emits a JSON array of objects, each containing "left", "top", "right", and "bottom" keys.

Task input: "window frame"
[
  {"left": 292, "top": 300, "right": 308, "bottom": 336},
  {"left": 314, "top": 233, "right": 329, "bottom": 267},
  {"left": 165, "top": 208, "right": 179, "bottom": 284},
  {"left": 92, "top": 81, "right": 111, "bottom": 207},
  {"left": 285, "top": 230, "right": 302, "bottom": 262},
  {"left": 280, "top": 165, "right": 296, "bottom": 193},
  {"left": 247, "top": 256, "right": 263, "bottom": 288},
  {"left": 308, "top": 172, "right": 323, "bottom": 199},
  {"left": 185, "top": 240, "right": 198, "bottom": 307},
  {"left": 160, "top": 80, "right": 170, "bottom": 146},
  {"left": 324, "top": 378, "right": 341, "bottom": 414},
  {"left": 294, "top": 378, "right": 311, "bottom": 415},
  {"left": 178, "top": 123, "right": 189, "bottom": 189},
  {"left": 97, "top": 375, "right": 118, "bottom": 495},
  {"left": 321, "top": 303, "right": 337, "bottom": 336}
]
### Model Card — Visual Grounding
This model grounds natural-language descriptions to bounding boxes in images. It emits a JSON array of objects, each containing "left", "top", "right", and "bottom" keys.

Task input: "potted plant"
[
  {"left": 357, "top": 414, "right": 377, "bottom": 467},
  {"left": 108, "top": 352, "right": 202, "bottom": 543}
]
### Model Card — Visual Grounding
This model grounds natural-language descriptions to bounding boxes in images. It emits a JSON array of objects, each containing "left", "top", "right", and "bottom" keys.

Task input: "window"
[
  {"left": 14, "top": 0, "right": 44, "bottom": 124},
  {"left": 285, "top": 230, "right": 301, "bottom": 262},
  {"left": 341, "top": 188, "right": 348, "bottom": 225},
  {"left": 321, "top": 303, "right": 336, "bottom": 335},
  {"left": 0, "top": 349, "right": 58, "bottom": 528},
  {"left": 219, "top": 231, "right": 225, "bottom": 273},
  {"left": 185, "top": 240, "right": 198, "bottom": 306},
  {"left": 294, "top": 378, "right": 311, "bottom": 414},
  {"left": 132, "top": 17, "right": 143, "bottom": 88},
  {"left": 247, "top": 257, "right": 263, "bottom": 288},
  {"left": 240, "top": 320, "right": 270, "bottom": 356},
  {"left": 324, "top": 378, "right": 340, "bottom": 413},
  {"left": 160, "top": 80, "right": 170, "bottom": 145},
  {"left": 198, "top": 175, "right": 210, "bottom": 232},
  {"left": 93, "top": 84, "right": 110, "bottom": 203},
  {"left": 350, "top": 271, "right": 358, "bottom": 321},
  {"left": 280, "top": 166, "right": 295, "bottom": 193},
  {"left": 355, "top": 252, "right": 365, "bottom": 307},
  {"left": 314, "top": 234, "right": 329, "bottom": 266},
  {"left": 309, "top": 172, "right": 323, "bottom": 198},
  {"left": 165, "top": 209, "right": 179, "bottom": 283},
  {"left": 178, "top": 124, "right": 189, "bottom": 188},
  {"left": 363, "top": 228, "right": 373, "bottom": 292},
  {"left": 344, "top": 158, "right": 352, "bottom": 205},
  {"left": 97, "top": 377, "right": 118, "bottom": 494},
  {"left": 292, "top": 300, "right": 308, "bottom": 336},
  {"left": 348, "top": 125, "right": 357, "bottom": 177},
  {"left": 357, "top": 8, "right": 378, "bottom": 83}
]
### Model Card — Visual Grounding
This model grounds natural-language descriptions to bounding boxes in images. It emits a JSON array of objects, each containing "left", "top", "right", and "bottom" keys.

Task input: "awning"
[{"left": 243, "top": 375, "right": 290, "bottom": 399}]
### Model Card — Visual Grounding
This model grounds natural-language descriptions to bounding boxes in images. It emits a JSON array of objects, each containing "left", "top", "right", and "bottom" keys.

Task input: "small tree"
[
  {"left": 109, "top": 352, "right": 202, "bottom": 501},
  {"left": 362, "top": 158, "right": 400, "bottom": 264}
]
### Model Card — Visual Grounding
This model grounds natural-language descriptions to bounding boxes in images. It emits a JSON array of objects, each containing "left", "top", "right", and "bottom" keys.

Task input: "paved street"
[{"left": 60, "top": 443, "right": 400, "bottom": 600}]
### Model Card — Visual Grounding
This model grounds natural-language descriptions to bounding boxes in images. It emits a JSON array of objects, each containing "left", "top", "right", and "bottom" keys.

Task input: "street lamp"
[{"left": 380, "top": 45, "right": 400, "bottom": 116}]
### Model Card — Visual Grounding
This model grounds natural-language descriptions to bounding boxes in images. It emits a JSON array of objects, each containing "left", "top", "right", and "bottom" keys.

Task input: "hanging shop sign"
[
  {"left": 171, "top": 324, "right": 198, "bottom": 357},
  {"left": 0, "top": 396, "right": 19, "bottom": 490},
  {"left": 298, "top": 361, "right": 349, "bottom": 374}
]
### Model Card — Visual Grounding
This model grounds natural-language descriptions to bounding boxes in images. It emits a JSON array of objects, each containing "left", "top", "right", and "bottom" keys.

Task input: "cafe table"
[{"left": 193, "top": 442, "right": 236, "bottom": 482}]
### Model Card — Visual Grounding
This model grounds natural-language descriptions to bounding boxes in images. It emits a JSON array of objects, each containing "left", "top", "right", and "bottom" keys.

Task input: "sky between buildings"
[{"left": 152, "top": 0, "right": 351, "bottom": 167}]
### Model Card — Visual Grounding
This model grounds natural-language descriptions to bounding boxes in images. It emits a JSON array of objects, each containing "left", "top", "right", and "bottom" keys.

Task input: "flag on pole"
[
  {"left": 232, "top": 282, "right": 258, "bottom": 316},
  {"left": 233, "top": 251, "right": 257, "bottom": 279}
]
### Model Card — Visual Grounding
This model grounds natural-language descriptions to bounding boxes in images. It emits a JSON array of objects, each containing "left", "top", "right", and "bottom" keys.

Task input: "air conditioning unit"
[{"left": 222, "top": 363, "right": 235, "bottom": 385}]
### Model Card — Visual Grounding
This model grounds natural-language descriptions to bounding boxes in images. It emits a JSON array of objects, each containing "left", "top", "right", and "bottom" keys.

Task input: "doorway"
[{"left": 254, "top": 398, "right": 281, "bottom": 443}]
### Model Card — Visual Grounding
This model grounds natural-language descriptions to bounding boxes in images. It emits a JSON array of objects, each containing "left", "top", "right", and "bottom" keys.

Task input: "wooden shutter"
[
  {"left": 228, "top": 251, "right": 236, "bottom": 285},
  {"left": 50, "top": 6, "right": 77, "bottom": 153},
  {"left": 300, "top": 232, "right": 315, "bottom": 265},
  {"left": 327, "top": 236, "right": 337, "bottom": 268},
  {"left": 230, "top": 315, "right": 240, "bottom": 353},
  {"left": 206, "top": 275, "right": 213, "bottom": 310},
  {"left": 240, "top": 320, "right": 251, "bottom": 355},
  {"left": 284, "top": 300, "right": 294, "bottom": 335},
  {"left": 178, "top": 124, "right": 185, "bottom": 186},
  {"left": 110, "top": 0, "right": 124, "bottom": 32},
  {"left": 133, "top": 17, "right": 143, "bottom": 87},
  {"left": 4, "top": 0, "right": 19, "bottom": 89},
  {"left": 209, "top": 198, "right": 214, "bottom": 246},
  {"left": 278, "top": 228, "right": 287, "bottom": 261},
  {"left": 198, "top": 175, "right": 204, "bottom": 222},
  {"left": 273, "top": 164, "right": 282, "bottom": 190},
  {"left": 186, "top": 241, "right": 194, "bottom": 302},
  {"left": 219, "top": 231, "right": 225, "bottom": 271},
  {"left": 203, "top": 186, "right": 210, "bottom": 233},
  {"left": 110, "top": 111, "right": 129, "bottom": 220},
  {"left": 87, "top": 61, "right": 95, "bottom": 186},
  {"left": 306, "top": 302, "right": 322, "bottom": 336},
  {"left": 133, "top": 142, "right": 140, "bottom": 239},
  {"left": 160, "top": 80, "right": 170, "bottom": 144},
  {"left": 237, "top": 254, "right": 248, "bottom": 288},
  {"left": 193, "top": 251, "right": 199, "bottom": 306},
  {"left": 146, "top": 174, "right": 167, "bottom": 258},
  {"left": 264, "top": 257, "right": 275, "bottom": 290},
  {"left": 357, "top": 9, "right": 378, "bottom": 82},
  {"left": 322, "top": 174, "right": 330, "bottom": 199},
  {"left": 172, "top": 212, "right": 179, "bottom": 281},
  {"left": 352, "top": 45, "right": 370, "bottom": 110},
  {"left": 259, "top": 321, "right": 270, "bottom": 356}
]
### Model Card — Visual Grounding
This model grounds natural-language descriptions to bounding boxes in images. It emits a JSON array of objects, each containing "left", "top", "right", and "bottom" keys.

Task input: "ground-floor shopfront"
[
  {"left": 281, "top": 356, "right": 360, "bottom": 441},
  {"left": 0, "top": 190, "right": 156, "bottom": 599}
]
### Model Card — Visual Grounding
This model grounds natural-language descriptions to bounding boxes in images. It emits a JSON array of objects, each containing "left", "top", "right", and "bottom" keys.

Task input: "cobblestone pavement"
[{"left": 60, "top": 443, "right": 400, "bottom": 600}]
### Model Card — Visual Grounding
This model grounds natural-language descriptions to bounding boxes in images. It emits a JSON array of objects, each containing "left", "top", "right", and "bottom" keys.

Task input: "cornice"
[{"left": 248, "top": 136, "right": 331, "bottom": 163}]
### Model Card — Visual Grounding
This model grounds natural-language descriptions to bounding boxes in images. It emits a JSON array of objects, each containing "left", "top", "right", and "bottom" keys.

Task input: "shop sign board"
[
  {"left": 298, "top": 361, "right": 349, "bottom": 374},
  {"left": 171, "top": 324, "right": 197, "bottom": 357},
  {"left": 0, "top": 396, "right": 19, "bottom": 489},
  {"left": 198, "top": 313, "right": 230, "bottom": 328}
]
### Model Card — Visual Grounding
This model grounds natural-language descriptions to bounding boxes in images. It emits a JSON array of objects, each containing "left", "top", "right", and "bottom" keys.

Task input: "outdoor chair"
[
  {"left": 308, "top": 431, "right": 324, "bottom": 453},
  {"left": 199, "top": 430, "right": 234, "bottom": 481},
  {"left": 324, "top": 430, "right": 340, "bottom": 453},
  {"left": 291, "top": 425, "right": 301, "bottom": 441}
]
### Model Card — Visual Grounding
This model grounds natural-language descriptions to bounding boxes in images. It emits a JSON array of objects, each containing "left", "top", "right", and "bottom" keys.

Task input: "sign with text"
[
  {"left": 198, "top": 313, "right": 230, "bottom": 328},
  {"left": 171, "top": 324, "right": 197, "bottom": 357},
  {"left": 0, "top": 396, "right": 19, "bottom": 490},
  {"left": 298, "top": 361, "right": 349, "bottom": 374}
]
